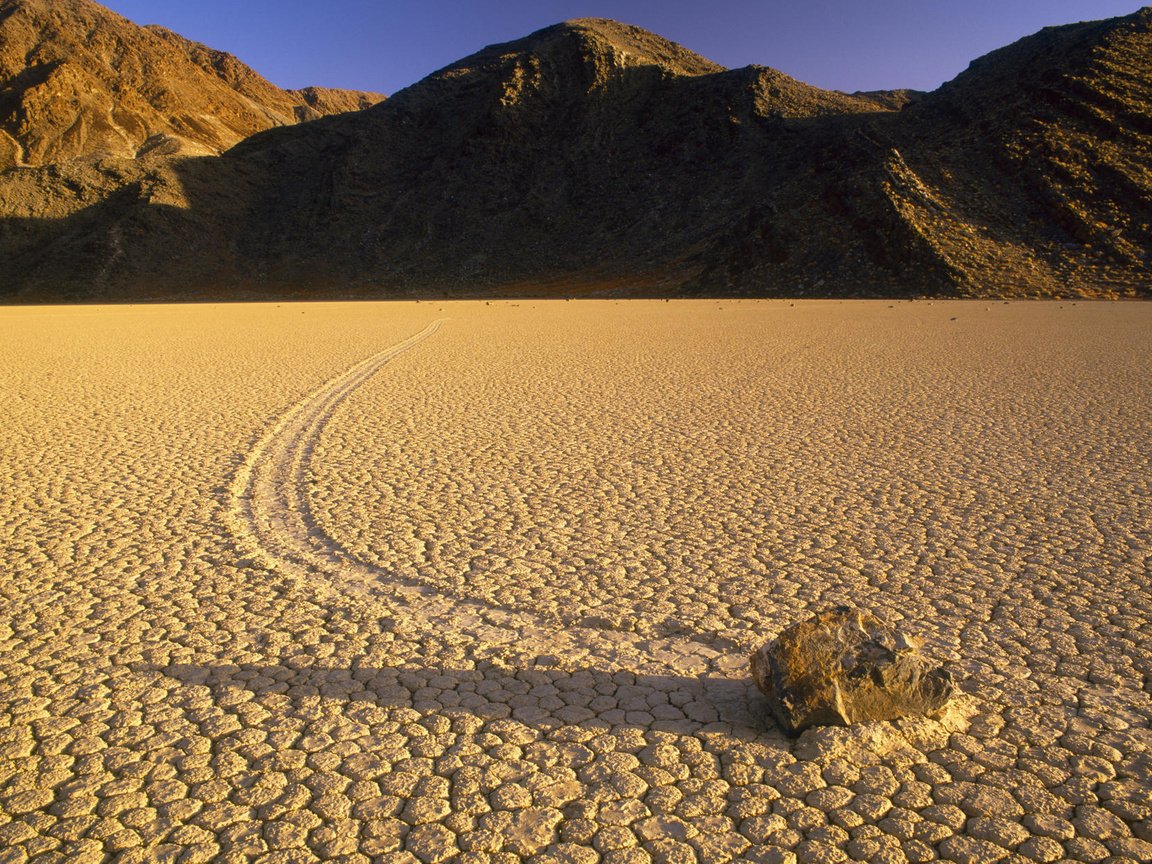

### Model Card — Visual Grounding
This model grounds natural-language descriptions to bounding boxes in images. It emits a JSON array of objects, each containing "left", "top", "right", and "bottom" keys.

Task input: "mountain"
[
  {"left": 0, "top": 0, "right": 384, "bottom": 167},
  {"left": 211, "top": 18, "right": 918, "bottom": 296},
  {"left": 887, "top": 8, "right": 1152, "bottom": 293},
  {"left": 0, "top": 5, "right": 1148, "bottom": 300}
]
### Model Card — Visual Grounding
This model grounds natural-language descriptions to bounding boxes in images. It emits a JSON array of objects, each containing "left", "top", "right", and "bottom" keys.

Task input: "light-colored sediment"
[{"left": 1, "top": 299, "right": 1149, "bottom": 863}]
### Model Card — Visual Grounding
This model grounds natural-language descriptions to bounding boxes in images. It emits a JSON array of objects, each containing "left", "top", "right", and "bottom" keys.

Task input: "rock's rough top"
[{"left": 751, "top": 606, "right": 954, "bottom": 736}]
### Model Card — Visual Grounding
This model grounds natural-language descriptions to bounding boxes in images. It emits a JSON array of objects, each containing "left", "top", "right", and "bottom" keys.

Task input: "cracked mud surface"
[{"left": 1, "top": 300, "right": 1150, "bottom": 863}]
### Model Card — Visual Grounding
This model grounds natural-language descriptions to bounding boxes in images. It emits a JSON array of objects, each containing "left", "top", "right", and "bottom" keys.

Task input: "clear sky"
[{"left": 100, "top": 0, "right": 1141, "bottom": 95}]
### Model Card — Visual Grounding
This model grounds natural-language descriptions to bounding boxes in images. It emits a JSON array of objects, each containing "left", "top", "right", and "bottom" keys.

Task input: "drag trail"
[{"left": 225, "top": 318, "right": 745, "bottom": 682}]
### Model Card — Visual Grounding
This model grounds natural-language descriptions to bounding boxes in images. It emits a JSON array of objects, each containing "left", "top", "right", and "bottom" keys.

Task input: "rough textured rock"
[{"left": 750, "top": 607, "right": 954, "bottom": 736}]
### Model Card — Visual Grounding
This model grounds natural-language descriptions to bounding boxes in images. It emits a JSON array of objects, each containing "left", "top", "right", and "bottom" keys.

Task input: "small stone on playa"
[{"left": 750, "top": 606, "right": 953, "bottom": 736}]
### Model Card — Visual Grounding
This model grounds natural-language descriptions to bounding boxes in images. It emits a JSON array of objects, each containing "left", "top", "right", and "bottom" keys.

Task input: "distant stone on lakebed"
[{"left": 750, "top": 606, "right": 954, "bottom": 736}]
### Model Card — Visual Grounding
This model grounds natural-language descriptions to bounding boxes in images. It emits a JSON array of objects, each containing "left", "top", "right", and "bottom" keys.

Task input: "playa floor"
[{"left": 1, "top": 299, "right": 1149, "bottom": 863}]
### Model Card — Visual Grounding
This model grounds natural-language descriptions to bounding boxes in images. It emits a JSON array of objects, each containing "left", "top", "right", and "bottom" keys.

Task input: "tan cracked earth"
[{"left": 1, "top": 299, "right": 1150, "bottom": 864}]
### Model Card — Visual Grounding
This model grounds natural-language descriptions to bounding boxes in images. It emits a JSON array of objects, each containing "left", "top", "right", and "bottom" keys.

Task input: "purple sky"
[{"left": 101, "top": 0, "right": 1140, "bottom": 95}]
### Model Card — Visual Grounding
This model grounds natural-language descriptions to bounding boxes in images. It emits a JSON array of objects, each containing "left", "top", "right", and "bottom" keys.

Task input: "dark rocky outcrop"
[{"left": 750, "top": 607, "right": 954, "bottom": 736}]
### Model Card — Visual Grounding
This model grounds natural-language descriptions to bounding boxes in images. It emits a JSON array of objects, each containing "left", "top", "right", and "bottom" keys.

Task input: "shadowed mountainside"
[{"left": 0, "top": 8, "right": 1149, "bottom": 300}]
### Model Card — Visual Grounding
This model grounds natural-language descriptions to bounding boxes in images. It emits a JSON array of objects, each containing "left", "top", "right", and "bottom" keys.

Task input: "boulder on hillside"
[{"left": 750, "top": 606, "right": 953, "bottom": 736}]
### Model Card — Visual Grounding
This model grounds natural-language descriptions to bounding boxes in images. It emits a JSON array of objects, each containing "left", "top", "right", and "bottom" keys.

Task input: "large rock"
[{"left": 750, "top": 606, "right": 953, "bottom": 736}]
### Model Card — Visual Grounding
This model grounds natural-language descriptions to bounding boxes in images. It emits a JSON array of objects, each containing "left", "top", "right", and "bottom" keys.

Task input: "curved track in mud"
[{"left": 226, "top": 320, "right": 740, "bottom": 677}]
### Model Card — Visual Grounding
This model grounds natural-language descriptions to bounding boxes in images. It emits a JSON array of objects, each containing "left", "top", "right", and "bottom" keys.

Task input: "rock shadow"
[{"left": 146, "top": 659, "right": 787, "bottom": 745}]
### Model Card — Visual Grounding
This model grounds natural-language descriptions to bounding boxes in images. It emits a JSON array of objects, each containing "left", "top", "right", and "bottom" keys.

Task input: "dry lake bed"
[{"left": 1, "top": 299, "right": 1149, "bottom": 863}]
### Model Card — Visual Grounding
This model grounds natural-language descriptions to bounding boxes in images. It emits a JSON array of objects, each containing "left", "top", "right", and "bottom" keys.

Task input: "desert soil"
[{"left": 1, "top": 299, "right": 1149, "bottom": 863}]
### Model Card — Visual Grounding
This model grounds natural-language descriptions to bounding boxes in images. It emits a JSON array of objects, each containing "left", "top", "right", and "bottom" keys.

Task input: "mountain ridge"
[{"left": 0, "top": 3, "right": 1148, "bottom": 300}]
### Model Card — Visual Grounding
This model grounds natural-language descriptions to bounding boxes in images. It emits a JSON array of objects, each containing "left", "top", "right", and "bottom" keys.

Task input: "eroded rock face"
[
  {"left": 0, "top": 0, "right": 385, "bottom": 166},
  {"left": 750, "top": 606, "right": 953, "bottom": 736}
]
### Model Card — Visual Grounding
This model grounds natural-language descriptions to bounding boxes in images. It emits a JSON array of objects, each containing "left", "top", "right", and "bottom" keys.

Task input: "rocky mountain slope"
[
  {"left": 0, "top": 0, "right": 384, "bottom": 167},
  {"left": 0, "top": 5, "right": 1148, "bottom": 300}
]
